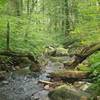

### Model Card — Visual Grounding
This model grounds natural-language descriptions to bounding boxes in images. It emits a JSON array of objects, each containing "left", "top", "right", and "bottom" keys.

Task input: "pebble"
[
  {"left": 44, "top": 85, "right": 50, "bottom": 90},
  {"left": 2, "top": 81, "right": 9, "bottom": 85}
]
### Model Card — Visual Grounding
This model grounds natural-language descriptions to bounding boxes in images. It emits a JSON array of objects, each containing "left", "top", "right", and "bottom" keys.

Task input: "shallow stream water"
[{"left": 0, "top": 60, "right": 64, "bottom": 100}]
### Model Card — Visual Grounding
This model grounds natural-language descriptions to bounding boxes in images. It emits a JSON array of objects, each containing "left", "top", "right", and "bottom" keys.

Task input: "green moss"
[
  {"left": 50, "top": 57, "right": 64, "bottom": 62},
  {"left": 50, "top": 70, "right": 90, "bottom": 78},
  {"left": 76, "top": 63, "right": 91, "bottom": 72},
  {"left": 48, "top": 85, "right": 91, "bottom": 100}
]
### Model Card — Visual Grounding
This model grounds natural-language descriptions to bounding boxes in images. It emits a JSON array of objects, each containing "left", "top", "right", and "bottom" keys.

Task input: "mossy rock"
[
  {"left": 56, "top": 47, "right": 68, "bottom": 56},
  {"left": 29, "top": 62, "right": 41, "bottom": 72},
  {"left": 48, "top": 85, "right": 91, "bottom": 100},
  {"left": 45, "top": 46, "right": 68, "bottom": 56},
  {"left": 0, "top": 56, "right": 32, "bottom": 71},
  {"left": 50, "top": 57, "right": 64, "bottom": 62}
]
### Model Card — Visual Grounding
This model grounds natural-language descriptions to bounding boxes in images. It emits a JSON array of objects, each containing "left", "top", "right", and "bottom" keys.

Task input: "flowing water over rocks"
[{"left": 0, "top": 60, "right": 64, "bottom": 100}]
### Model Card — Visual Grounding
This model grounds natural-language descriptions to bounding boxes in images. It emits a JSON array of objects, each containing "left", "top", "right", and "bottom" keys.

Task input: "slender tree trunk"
[
  {"left": 20, "top": 0, "right": 23, "bottom": 15},
  {"left": 64, "top": 0, "right": 70, "bottom": 35},
  {"left": 27, "top": 0, "right": 30, "bottom": 15},
  {"left": 9, "top": 0, "right": 23, "bottom": 16},
  {"left": 6, "top": 22, "right": 10, "bottom": 50},
  {"left": 30, "top": 0, "right": 37, "bottom": 13}
]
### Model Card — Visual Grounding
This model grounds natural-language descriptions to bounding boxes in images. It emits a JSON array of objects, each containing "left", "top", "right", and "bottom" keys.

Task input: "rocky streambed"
[
  {"left": 0, "top": 59, "right": 64, "bottom": 100},
  {"left": 0, "top": 56, "right": 95, "bottom": 100}
]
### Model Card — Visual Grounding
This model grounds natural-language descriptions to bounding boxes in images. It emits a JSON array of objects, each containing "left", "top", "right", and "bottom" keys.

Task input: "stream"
[{"left": 0, "top": 60, "right": 64, "bottom": 100}]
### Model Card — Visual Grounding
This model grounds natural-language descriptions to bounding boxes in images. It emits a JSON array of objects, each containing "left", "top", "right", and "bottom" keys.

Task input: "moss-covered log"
[
  {"left": 0, "top": 50, "right": 37, "bottom": 63},
  {"left": 48, "top": 70, "right": 90, "bottom": 83},
  {"left": 0, "top": 50, "right": 41, "bottom": 72},
  {"left": 65, "top": 42, "right": 100, "bottom": 68}
]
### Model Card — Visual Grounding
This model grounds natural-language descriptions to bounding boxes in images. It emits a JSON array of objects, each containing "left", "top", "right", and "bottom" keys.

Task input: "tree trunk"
[
  {"left": 6, "top": 22, "right": 10, "bottom": 50},
  {"left": 27, "top": 0, "right": 30, "bottom": 15},
  {"left": 48, "top": 70, "right": 90, "bottom": 83},
  {"left": 64, "top": 0, "right": 70, "bottom": 35},
  {"left": 9, "top": 0, "right": 23, "bottom": 16}
]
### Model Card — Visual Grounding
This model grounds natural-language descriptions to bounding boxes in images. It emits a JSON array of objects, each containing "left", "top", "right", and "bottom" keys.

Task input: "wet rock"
[
  {"left": 32, "top": 90, "right": 49, "bottom": 100},
  {"left": 15, "top": 66, "right": 20, "bottom": 70},
  {"left": 31, "top": 96, "right": 39, "bottom": 100},
  {"left": 34, "top": 98, "right": 39, "bottom": 100}
]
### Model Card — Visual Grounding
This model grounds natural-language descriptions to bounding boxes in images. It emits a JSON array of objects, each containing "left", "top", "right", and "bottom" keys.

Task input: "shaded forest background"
[{"left": 0, "top": 0, "right": 99, "bottom": 55}]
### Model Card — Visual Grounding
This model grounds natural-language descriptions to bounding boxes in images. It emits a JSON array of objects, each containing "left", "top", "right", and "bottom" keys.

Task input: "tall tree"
[
  {"left": 64, "top": 0, "right": 70, "bottom": 35},
  {"left": 9, "top": 0, "right": 23, "bottom": 16}
]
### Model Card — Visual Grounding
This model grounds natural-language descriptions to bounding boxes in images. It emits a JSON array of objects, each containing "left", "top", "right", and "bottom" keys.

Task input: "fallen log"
[
  {"left": 0, "top": 50, "right": 41, "bottom": 72},
  {"left": 48, "top": 70, "right": 90, "bottom": 83},
  {"left": 64, "top": 42, "right": 100, "bottom": 68},
  {"left": 38, "top": 80, "right": 54, "bottom": 85},
  {"left": 0, "top": 50, "right": 38, "bottom": 63}
]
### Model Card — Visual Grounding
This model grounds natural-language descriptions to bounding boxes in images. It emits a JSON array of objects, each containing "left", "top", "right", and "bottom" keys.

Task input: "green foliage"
[
  {"left": 89, "top": 52, "right": 100, "bottom": 74},
  {"left": 77, "top": 64, "right": 91, "bottom": 72},
  {"left": 89, "top": 79, "right": 100, "bottom": 96},
  {"left": 0, "top": 0, "right": 99, "bottom": 56},
  {"left": 0, "top": 0, "right": 6, "bottom": 6},
  {"left": 86, "top": 52, "right": 100, "bottom": 96},
  {"left": 0, "top": 0, "right": 67, "bottom": 56},
  {"left": 70, "top": 0, "right": 100, "bottom": 46}
]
